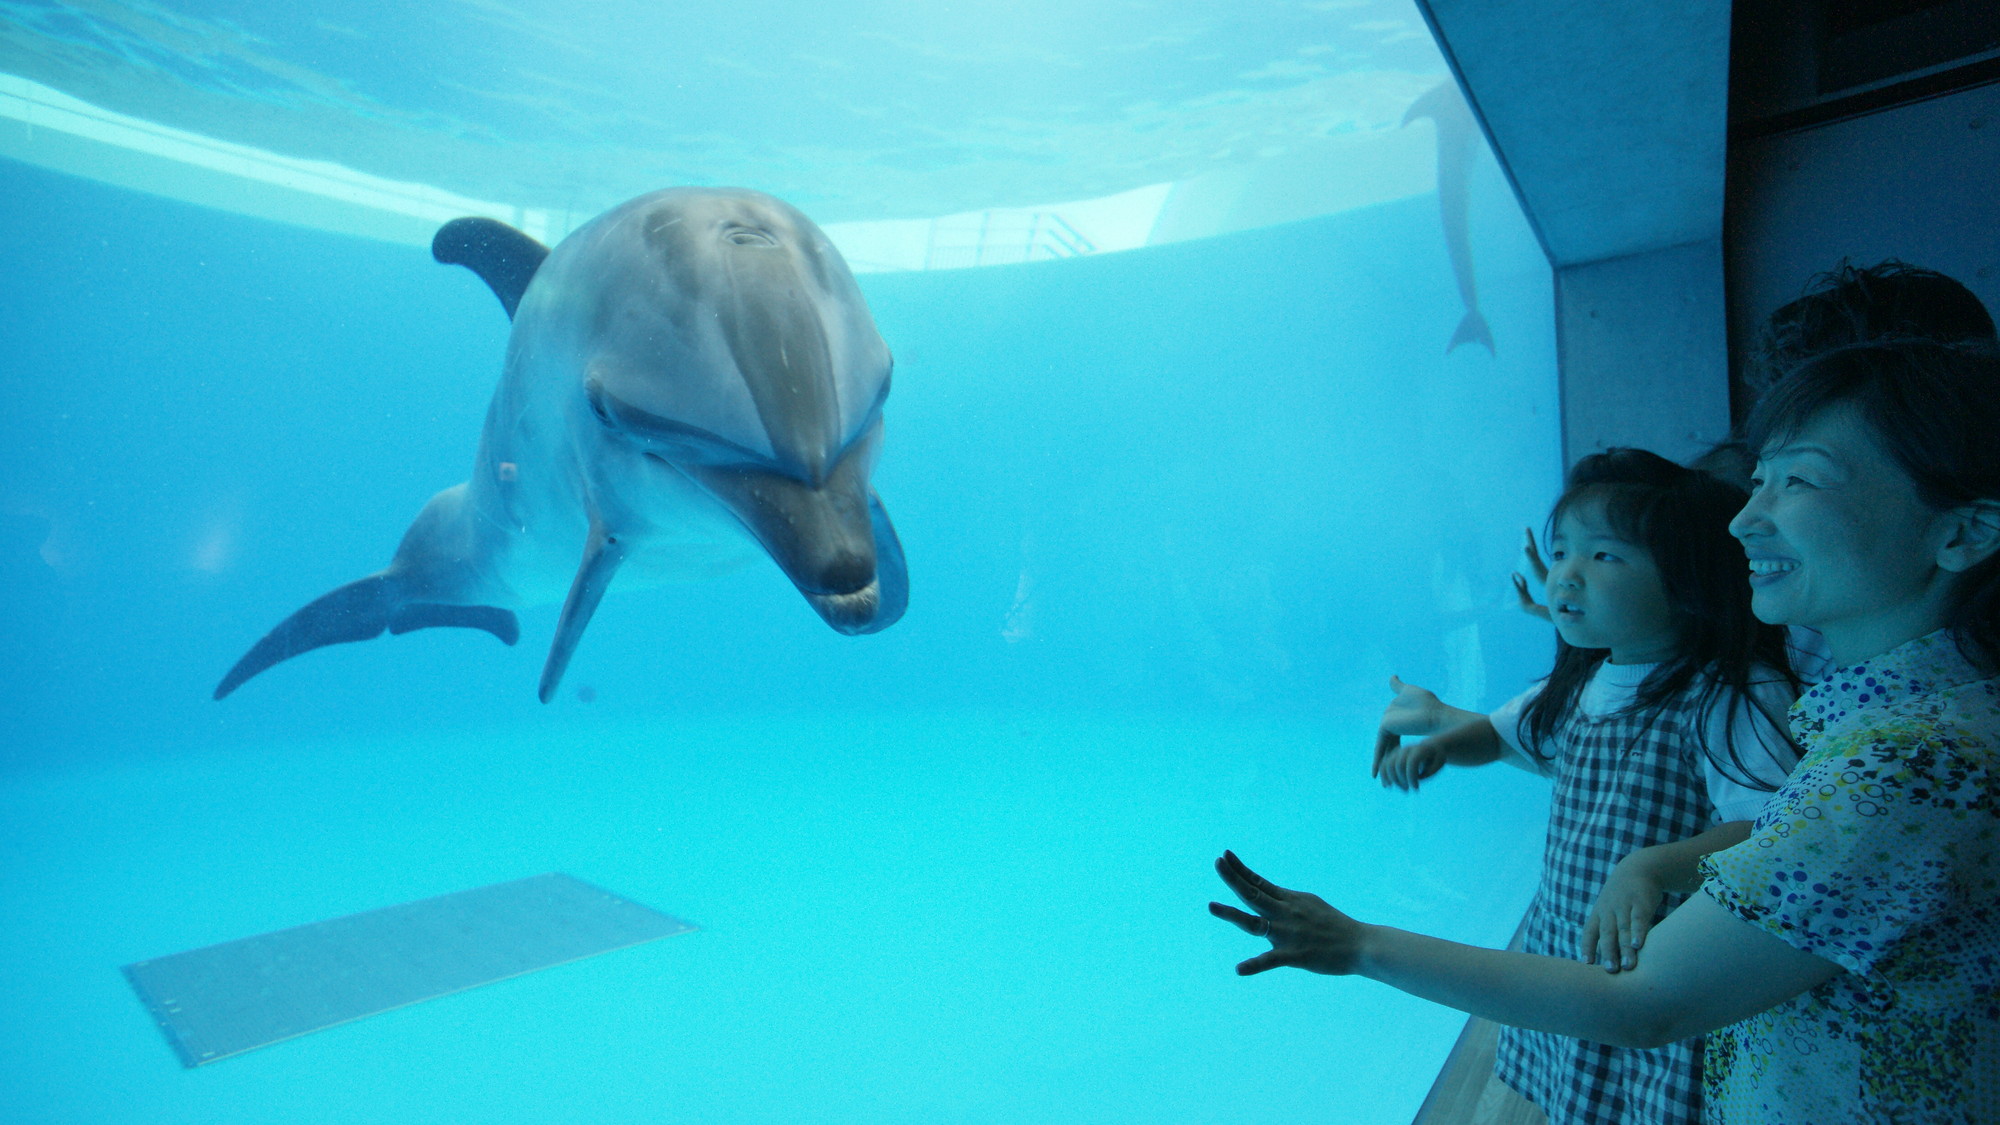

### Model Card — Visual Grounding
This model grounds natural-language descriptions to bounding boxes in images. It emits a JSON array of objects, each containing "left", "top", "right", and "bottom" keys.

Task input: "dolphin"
[
  {"left": 215, "top": 187, "right": 908, "bottom": 703},
  {"left": 1403, "top": 81, "right": 1495, "bottom": 356}
]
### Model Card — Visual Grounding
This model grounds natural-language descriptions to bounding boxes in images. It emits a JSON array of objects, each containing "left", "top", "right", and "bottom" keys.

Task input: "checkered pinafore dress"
[{"left": 1494, "top": 678, "right": 1717, "bottom": 1125}]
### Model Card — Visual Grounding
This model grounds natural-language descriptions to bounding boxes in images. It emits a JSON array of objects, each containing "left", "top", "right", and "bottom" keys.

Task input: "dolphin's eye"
[{"left": 722, "top": 224, "right": 779, "bottom": 248}]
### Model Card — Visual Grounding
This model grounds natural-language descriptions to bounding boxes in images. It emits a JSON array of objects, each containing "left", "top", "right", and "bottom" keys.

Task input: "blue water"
[{"left": 1, "top": 141, "right": 1559, "bottom": 1122}]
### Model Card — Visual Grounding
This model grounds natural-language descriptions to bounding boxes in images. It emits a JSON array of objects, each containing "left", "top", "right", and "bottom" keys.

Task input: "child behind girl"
[{"left": 1373, "top": 448, "right": 1800, "bottom": 1125}]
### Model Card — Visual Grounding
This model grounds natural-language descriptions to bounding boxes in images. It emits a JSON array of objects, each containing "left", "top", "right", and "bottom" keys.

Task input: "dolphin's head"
[{"left": 578, "top": 188, "right": 898, "bottom": 632}]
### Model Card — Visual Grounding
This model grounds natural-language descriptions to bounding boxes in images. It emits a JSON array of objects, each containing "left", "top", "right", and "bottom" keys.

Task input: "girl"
[
  {"left": 1368, "top": 448, "right": 1800, "bottom": 1125},
  {"left": 1211, "top": 339, "right": 2000, "bottom": 1124}
]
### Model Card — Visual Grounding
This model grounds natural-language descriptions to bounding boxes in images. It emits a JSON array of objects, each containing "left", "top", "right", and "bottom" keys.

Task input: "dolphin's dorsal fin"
[{"left": 433, "top": 217, "right": 550, "bottom": 320}]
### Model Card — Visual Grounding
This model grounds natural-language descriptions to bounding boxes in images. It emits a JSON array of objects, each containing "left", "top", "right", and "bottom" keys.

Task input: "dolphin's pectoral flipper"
[
  {"left": 432, "top": 218, "right": 550, "bottom": 320},
  {"left": 538, "top": 521, "right": 631, "bottom": 704},
  {"left": 214, "top": 574, "right": 519, "bottom": 700},
  {"left": 862, "top": 490, "right": 908, "bottom": 633}
]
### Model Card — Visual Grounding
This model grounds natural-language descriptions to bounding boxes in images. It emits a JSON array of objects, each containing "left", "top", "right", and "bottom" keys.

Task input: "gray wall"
[
  {"left": 1727, "top": 82, "right": 2000, "bottom": 392},
  {"left": 1416, "top": 0, "right": 1734, "bottom": 468},
  {"left": 1557, "top": 240, "right": 1732, "bottom": 465}
]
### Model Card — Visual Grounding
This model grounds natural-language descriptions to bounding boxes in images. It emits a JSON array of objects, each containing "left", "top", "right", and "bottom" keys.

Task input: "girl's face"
[
  {"left": 1730, "top": 402, "right": 1957, "bottom": 666},
  {"left": 1544, "top": 499, "right": 1680, "bottom": 665}
]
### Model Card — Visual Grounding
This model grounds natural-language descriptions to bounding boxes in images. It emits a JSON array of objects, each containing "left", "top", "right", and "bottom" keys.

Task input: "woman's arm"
[{"left": 1210, "top": 851, "right": 1842, "bottom": 1049}]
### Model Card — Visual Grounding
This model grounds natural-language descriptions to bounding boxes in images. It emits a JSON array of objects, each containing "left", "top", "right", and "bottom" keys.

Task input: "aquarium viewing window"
[{"left": 0, "top": 3, "right": 1563, "bottom": 1123}]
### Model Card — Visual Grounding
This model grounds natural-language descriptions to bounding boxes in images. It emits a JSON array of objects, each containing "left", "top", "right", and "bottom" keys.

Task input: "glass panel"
[{"left": 0, "top": 3, "right": 1559, "bottom": 1120}]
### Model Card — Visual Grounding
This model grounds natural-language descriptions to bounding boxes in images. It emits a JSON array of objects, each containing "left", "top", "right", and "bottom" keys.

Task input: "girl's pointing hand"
[{"left": 1375, "top": 676, "right": 1453, "bottom": 789}]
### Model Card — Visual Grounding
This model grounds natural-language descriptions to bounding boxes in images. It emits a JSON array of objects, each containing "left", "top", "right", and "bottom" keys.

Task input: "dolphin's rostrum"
[{"left": 216, "top": 188, "right": 908, "bottom": 702}]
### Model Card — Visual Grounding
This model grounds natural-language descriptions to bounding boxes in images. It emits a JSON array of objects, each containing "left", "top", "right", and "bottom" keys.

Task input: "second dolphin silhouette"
[{"left": 1404, "top": 81, "right": 1495, "bottom": 356}]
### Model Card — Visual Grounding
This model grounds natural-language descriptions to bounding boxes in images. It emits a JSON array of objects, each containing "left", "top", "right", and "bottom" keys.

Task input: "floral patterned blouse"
[{"left": 1698, "top": 630, "right": 2000, "bottom": 1124}]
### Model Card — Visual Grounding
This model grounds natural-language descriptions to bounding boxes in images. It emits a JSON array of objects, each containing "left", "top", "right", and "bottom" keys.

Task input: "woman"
[{"left": 1213, "top": 339, "right": 2000, "bottom": 1123}]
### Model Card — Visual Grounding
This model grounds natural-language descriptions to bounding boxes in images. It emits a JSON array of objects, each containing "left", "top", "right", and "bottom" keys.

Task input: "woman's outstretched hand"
[{"left": 1209, "top": 851, "right": 1365, "bottom": 976}]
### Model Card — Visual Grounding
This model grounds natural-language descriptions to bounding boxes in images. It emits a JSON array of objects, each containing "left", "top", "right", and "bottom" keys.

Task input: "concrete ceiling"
[{"left": 1417, "top": 0, "right": 1733, "bottom": 267}]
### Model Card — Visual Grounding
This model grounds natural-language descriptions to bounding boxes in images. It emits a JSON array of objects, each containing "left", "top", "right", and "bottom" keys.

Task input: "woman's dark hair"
[
  {"left": 1751, "top": 260, "right": 1999, "bottom": 395},
  {"left": 1521, "top": 448, "right": 1799, "bottom": 787},
  {"left": 1742, "top": 339, "right": 2000, "bottom": 672}
]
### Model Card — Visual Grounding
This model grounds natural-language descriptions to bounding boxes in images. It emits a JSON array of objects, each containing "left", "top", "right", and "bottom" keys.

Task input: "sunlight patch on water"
[{"left": 0, "top": 70, "right": 1447, "bottom": 270}]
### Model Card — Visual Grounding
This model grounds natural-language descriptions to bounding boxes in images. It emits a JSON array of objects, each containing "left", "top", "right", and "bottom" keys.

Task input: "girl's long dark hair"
[{"left": 1520, "top": 448, "right": 1799, "bottom": 787}]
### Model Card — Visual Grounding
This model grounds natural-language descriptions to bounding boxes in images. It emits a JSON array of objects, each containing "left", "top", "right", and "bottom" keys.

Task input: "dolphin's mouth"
[
  {"left": 806, "top": 579, "right": 882, "bottom": 634},
  {"left": 672, "top": 439, "right": 879, "bottom": 592},
  {"left": 590, "top": 368, "right": 894, "bottom": 632}
]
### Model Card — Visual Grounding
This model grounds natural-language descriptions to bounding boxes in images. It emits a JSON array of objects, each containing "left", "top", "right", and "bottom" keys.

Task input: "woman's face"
[{"left": 1729, "top": 402, "right": 1956, "bottom": 666}]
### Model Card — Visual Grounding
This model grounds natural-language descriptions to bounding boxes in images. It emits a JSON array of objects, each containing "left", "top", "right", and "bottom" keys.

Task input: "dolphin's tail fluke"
[
  {"left": 1400, "top": 80, "right": 1462, "bottom": 129},
  {"left": 214, "top": 573, "right": 520, "bottom": 700},
  {"left": 1448, "top": 309, "right": 1495, "bottom": 355}
]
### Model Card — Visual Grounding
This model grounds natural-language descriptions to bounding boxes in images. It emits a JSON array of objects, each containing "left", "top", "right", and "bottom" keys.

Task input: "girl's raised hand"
[
  {"left": 1374, "top": 675, "right": 1450, "bottom": 788},
  {"left": 1578, "top": 849, "right": 1669, "bottom": 972},
  {"left": 1377, "top": 674, "right": 1446, "bottom": 736},
  {"left": 1208, "top": 851, "right": 1364, "bottom": 976},
  {"left": 1512, "top": 526, "right": 1552, "bottom": 622}
]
